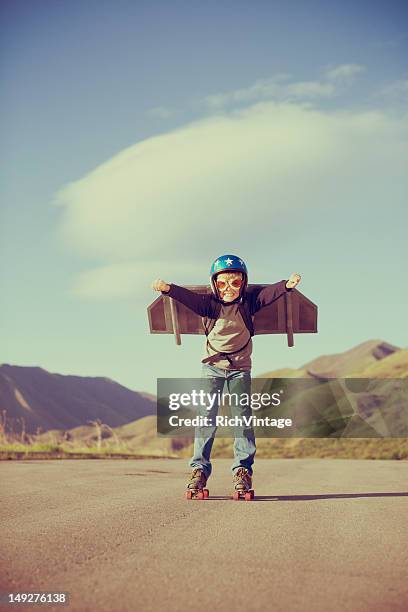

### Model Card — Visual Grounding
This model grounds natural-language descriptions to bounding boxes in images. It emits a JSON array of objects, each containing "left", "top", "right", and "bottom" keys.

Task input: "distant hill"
[
  {"left": 349, "top": 347, "right": 408, "bottom": 378},
  {"left": 25, "top": 339, "right": 407, "bottom": 458},
  {"left": 259, "top": 339, "right": 400, "bottom": 379},
  {"left": 3, "top": 339, "right": 406, "bottom": 458},
  {"left": 0, "top": 365, "right": 155, "bottom": 434},
  {"left": 36, "top": 416, "right": 191, "bottom": 457}
]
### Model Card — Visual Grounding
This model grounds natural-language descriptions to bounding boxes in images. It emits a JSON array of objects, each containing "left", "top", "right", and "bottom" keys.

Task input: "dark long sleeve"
[
  {"left": 161, "top": 284, "right": 211, "bottom": 317},
  {"left": 250, "top": 280, "right": 292, "bottom": 314}
]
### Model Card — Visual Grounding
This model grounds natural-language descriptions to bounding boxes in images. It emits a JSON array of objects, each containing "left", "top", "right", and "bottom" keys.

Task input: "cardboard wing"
[{"left": 148, "top": 285, "right": 317, "bottom": 347}]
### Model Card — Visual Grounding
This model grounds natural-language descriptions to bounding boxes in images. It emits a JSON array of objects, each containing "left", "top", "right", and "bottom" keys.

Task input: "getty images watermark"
[
  {"left": 157, "top": 378, "right": 408, "bottom": 438},
  {"left": 166, "top": 388, "right": 292, "bottom": 430}
]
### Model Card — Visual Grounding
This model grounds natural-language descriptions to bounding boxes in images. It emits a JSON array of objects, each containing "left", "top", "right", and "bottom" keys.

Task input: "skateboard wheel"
[
  {"left": 186, "top": 490, "right": 193, "bottom": 499},
  {"left": 232, "top": 491, "right": 240, "bottom": 501},
  {"left": 203, "top": 489, "right": 209, "bottom": 499},
  {"left": 244, "top": 492, "right": 252, "bottom": 501},
  {"left": 197, "top": 491, "right": 204, "bottom": 500}
]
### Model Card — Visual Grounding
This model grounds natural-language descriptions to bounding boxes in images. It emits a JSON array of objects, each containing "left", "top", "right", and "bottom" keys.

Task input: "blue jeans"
[{"left": 189, "top": 364, "right": 256, "bottom": 478}]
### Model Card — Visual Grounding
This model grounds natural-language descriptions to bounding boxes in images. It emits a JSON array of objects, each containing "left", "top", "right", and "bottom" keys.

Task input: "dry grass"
[{"left": 177, "top": 437, "right": 408, "bottom": 460}]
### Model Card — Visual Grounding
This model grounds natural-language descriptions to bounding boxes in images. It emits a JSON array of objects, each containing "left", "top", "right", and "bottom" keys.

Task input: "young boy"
[{"left": 152, "top": 255, "right": 301, "bottom": 496}]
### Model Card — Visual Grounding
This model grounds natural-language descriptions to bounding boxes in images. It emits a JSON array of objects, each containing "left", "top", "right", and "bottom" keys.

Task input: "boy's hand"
[
  {"left": 286, "top": 273, "right": 301, "bottom": 289},
  {"left": 152, "top": 279, "right": 170, "bottom": 293}
]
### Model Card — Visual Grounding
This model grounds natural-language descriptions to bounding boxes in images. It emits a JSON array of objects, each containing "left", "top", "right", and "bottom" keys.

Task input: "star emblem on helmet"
[
  {"left": 239, "top": 259, "right": 244, "bottom": 265},
  {"left": 214, "top": 260, "right": 221, "bottom": 268},
  {"left": 225, "top": 258, "right": 233, "bottom": 266}
]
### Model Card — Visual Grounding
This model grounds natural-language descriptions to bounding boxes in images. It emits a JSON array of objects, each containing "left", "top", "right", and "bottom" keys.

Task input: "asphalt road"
[{"left": 1, "top": 458, "right": 407, "bottom": 612}]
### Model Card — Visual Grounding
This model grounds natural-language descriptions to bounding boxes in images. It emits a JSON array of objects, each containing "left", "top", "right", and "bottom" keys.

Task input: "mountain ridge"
[
  {"left": 0, "top": 364, "right": 156, "bottom": 434},
  {"left": 258, "top": 339, "right": 401, "bottom": 379},
  {"left": 1, "top": 339, "right": 404, "bottom": 444}
]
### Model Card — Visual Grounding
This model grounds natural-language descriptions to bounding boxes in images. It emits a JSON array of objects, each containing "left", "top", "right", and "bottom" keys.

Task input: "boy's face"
[{"left": 215, "top": 272, "right": 243, "bottom": 302}]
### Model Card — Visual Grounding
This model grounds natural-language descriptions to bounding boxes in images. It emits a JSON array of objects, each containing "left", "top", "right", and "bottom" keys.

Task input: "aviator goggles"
[{"left": 216, "top": 277, "right": 243, "bottom": 290}]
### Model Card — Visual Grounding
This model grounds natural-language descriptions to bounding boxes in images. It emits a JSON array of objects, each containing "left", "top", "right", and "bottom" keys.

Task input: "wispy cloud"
[
  {"left": 204, "top": 64, "right": 365, "bottom": 109},
  {"left": 205, "top": 74, "right": 290, "bottom": 108},
  {"left": 285, "top": 81, "right": 334, "bottom": 98},
  {"left": 55, "top": 96, "right": 407, "bottom": 299},
  {"left": 72, "top": 261, "right": 201, "bottom": 299},
  {"left": 326, "top": 64, "right": 366, "bottom": 82}
]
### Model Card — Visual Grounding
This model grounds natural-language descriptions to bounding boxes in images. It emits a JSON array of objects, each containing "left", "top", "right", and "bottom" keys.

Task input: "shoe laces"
[
  {"left": 237, "top": 468, "right": 248, "bottom": 475},
  {"left": 234, "top": 468, "right": 250, "bottom": 481}
]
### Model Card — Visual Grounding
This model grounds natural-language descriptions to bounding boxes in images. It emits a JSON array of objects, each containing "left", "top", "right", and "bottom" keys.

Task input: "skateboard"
[
  {"left": 186, "top": 488, "right": 209, "bottom": 500},
  {"left": 232, "top": 489, "right": 255, "bottom": 501}
]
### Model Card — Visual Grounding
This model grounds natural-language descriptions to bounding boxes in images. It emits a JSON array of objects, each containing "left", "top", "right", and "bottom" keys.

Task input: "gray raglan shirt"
[{"left": 202, "top": 303, "right": 252, "bottom": 370}]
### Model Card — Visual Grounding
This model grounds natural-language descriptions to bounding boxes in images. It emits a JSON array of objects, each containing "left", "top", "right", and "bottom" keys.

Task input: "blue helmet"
[{"left": 210, "top": 254, "right": 248, "bottom": 300}]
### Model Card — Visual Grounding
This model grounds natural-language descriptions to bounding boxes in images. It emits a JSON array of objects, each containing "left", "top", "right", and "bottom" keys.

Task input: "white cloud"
[
  {"left": 204, "top": 64, "right": 365, "bottom": 109},
  {"left": 55, "top": 98, "right": 407, "bottom": 299},
  {"left": 205, "top": 74, "right": 290, "bottom": 108},
  {"left": 73, "top": 263, "right": 144, "bottom": 299},
  {"left": 326, "top": 64, "right": 366, "bottom": 82},
  {"left": 286, "top": 81, "right": 334, "bottom": 98},
  {"left": 72, "top": 260, "right": 204, "bottom": 299}
]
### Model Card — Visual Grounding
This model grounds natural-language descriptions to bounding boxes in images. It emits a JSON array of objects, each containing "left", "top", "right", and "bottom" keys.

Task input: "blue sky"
[{"left": 1, "top": 0, "right": 407, "bottom": 394}]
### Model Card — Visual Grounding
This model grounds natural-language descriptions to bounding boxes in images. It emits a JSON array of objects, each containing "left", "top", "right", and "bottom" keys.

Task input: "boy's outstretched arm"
[
  {"left": 151, "top": 278, "right": 210, "bottom": 317},
  {"left": 251, "top": 273, "right": 301, "bottom": 313}
]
